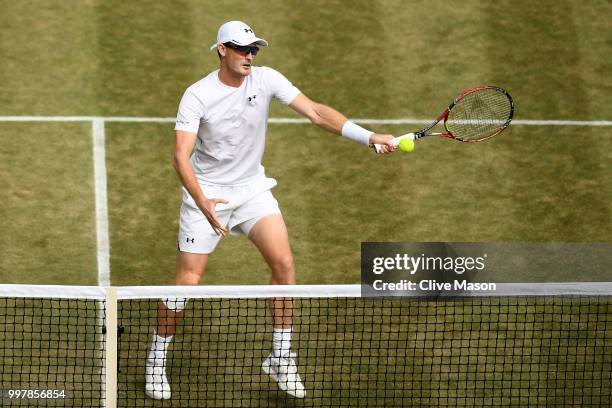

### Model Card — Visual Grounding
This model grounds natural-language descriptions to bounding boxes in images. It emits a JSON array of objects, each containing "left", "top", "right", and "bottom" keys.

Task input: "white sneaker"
[
  {"left": 262, "top": 352, "right": 306, "bottom": 399},
  {"left": 145, "top": 359, "right": 171, "bottom": 400}
]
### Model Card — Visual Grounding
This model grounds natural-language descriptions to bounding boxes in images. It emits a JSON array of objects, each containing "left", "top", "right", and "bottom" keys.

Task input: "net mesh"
[
  {"left": 1, "top": 285, "right": 611, "bottom": 407},
  {"left": 446, "top": 87, "right": 513, "bottom": 141},
  {"left": 0, "top": 297, "right": 105, "bottom": 406}
]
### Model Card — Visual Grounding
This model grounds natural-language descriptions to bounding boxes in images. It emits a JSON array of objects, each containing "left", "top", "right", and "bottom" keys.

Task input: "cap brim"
[
  {"left": 252, "top": 38, "right": 268, "bottom": 47},
  {"left": 209, "top": 38, "right": 268, "bottom": 51}
]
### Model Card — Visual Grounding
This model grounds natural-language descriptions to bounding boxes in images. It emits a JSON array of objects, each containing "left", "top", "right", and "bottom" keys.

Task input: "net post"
[{"left": 105, "top": 287, "right": 118, "bottom": 408}]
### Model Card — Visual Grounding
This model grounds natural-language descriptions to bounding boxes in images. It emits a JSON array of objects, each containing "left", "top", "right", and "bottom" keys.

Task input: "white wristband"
[{"left": 341, "top": 121, "right": 373, "bottom": 146}]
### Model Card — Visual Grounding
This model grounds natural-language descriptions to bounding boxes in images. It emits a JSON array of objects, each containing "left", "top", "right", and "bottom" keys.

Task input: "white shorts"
[{"left": 178, "top": 179, "right": 281, "bottom": 254}]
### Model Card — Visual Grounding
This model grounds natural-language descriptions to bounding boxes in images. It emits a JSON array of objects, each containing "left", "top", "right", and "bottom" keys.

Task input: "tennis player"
[{"left": 145, "top": 20, "right": 396, "bottom": 401}]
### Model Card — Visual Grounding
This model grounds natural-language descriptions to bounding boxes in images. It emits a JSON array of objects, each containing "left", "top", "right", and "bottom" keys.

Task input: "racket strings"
[{"left": 446, "top": 88, "right": 513, "bottom": 141}]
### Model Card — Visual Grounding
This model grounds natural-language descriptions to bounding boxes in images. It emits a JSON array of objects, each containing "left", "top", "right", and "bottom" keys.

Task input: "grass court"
[{"left": 0, "top": 1, "right": 610, "bottom": 406}]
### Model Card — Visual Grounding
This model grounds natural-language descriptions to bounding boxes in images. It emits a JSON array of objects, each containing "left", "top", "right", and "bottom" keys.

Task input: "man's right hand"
[
  {"left": 369, "top": 134, "right": 397, "bottom": 154},
  {"left": 198, "top": 197, "right": 229, "bottom": 236}
]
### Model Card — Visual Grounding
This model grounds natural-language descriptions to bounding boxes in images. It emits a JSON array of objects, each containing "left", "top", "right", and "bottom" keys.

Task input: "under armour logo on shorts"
[{"left": 186, "top": 237, "right": 195, "bottom": 243}]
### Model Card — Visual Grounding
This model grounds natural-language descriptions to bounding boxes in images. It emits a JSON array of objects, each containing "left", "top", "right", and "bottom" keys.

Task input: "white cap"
[{"left": 209, "top": 21, "right": 268, "bottom": 50}]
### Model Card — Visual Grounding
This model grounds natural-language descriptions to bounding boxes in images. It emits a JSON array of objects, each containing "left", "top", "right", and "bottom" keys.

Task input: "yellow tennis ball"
[{"left": 398, "top": 138, "right": 415, "bottom": 153}]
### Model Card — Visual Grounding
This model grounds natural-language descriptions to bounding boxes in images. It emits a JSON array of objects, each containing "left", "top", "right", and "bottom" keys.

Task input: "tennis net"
[{"left": 0, "top": 283, "right": 610, "bottom": 407}]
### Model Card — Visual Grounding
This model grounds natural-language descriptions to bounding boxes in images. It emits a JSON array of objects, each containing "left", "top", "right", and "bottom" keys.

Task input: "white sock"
[
  {"left": 148, "top": 332, "right": 173, "bottom": 365},
  {"left": 272, "top": 328, "right": 292, "bottom": 357}
]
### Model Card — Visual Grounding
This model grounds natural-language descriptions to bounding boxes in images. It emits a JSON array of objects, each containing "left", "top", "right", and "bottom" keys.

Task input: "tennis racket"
[{"left": 373, "top": 85, "right": 514, "bottom": 153}]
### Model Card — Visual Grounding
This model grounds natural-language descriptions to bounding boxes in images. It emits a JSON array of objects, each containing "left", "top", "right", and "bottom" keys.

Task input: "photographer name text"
[{"left": 371, "top": 279, "right": 497, "bottom": 292}]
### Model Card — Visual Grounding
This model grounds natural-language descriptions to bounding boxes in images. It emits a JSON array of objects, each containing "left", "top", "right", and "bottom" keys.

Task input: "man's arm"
[
  {"left": 288, "top": 94, "right": 396, "bottom": 153},
  {"left": 173, "top": 131, "right": 228, "bottom": 236}
]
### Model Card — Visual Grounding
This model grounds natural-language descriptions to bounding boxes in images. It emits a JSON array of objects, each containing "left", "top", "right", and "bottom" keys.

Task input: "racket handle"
[{"left": 372, "top": 133, "right": 415, "bottom": 154}]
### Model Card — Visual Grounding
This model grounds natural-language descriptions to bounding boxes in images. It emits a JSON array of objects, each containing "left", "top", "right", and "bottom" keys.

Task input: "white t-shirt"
[{"left": 175, "top": 66, "right": 301, "bottom": 186}]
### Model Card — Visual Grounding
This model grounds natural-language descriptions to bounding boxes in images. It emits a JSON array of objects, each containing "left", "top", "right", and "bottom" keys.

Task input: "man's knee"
[
  {"left": 273, "top": 254, "right": 294, "bottom": 272},
  {"left": 175, "top": 252, "right": 207, "bottom": 285},
  {"left": 270, "top": 255, "right": 295, "bottom": 284},
  {"left": 176, "top": 267, "right": 203, "bottom": 285}
]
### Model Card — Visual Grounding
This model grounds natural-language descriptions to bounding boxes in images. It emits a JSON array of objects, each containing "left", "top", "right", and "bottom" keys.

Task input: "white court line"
[
  {"left": 0, "top": 116, "right": 611, "bottom": 126},
  {"left": 511, "top": 119, "right": 612, "bottom": 126},
  {"left": 0, "top": 116, "right": 97, "bottom": 122},
  {"left": 92, "top": 119, "right": 111, "bottom": 408},
  {"left": 92, "top": 118, "right": 111, "bottom": 287}
]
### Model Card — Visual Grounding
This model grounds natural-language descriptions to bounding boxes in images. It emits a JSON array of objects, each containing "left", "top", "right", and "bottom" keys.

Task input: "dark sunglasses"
[{"left": 223, "top": 42, "right": 259, "bottom": 56}]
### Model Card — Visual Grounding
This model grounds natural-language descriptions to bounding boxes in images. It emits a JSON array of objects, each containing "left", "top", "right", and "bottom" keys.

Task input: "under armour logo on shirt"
[
  {"left": 248, "top": 95, "right": 257, "bottom": 102},
  {"left": 244, "top": 28, "right": 253, "bottom": 33}
]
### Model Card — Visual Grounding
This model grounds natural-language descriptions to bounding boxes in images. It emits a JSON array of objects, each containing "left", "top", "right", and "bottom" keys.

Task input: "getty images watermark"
[
  {"left": 370, "top": 252, "right": 493, "bottom": 291},
  {"left": 361, "top": 243, "right": 496, "bottom": 297},
  {"left": 360, "top": 242, "right": 612, "bottom": 297}
]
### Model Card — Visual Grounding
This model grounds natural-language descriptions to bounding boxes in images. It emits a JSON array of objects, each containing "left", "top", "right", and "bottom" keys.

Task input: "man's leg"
[
  {"left": 248, "top": 214, "right": 295, "bottom": 328},
  {"left": 156, "top": 252, "right": 208, "bottom": 336},
  {"left": 145, "top": 252, "right": 208, "bottom": 400},
  {"left": 248, "top": 214, "right": 305, "bottom": 398}
]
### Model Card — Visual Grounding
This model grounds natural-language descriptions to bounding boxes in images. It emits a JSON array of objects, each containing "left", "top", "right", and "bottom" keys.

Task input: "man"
[{"left": 145, "top": 20, "right": 395, "bottom": 401}]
